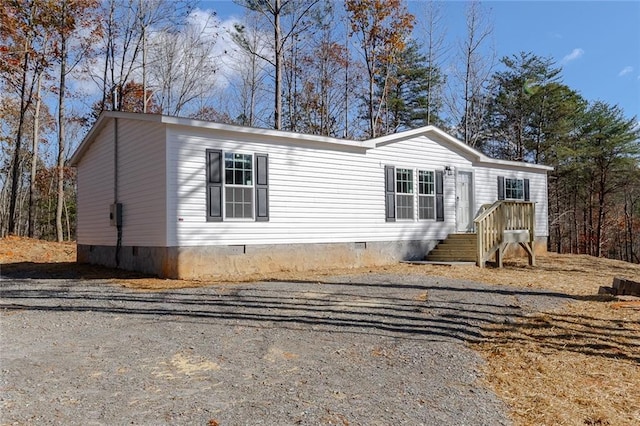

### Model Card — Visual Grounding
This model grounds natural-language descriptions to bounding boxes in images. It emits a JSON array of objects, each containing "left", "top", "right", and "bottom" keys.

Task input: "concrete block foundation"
[{"left": 77, "top": 240, "right": 439, "bottom": 280}]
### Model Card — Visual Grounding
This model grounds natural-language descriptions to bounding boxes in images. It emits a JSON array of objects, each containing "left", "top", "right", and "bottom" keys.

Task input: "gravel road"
[{"left": 0, "top": 270, "right": 568, "bottom": 425}]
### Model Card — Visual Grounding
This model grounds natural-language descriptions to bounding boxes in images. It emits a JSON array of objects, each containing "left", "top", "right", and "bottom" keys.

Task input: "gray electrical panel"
[{"left": 110, "top": 203, "right": 123, "bottom": 226}]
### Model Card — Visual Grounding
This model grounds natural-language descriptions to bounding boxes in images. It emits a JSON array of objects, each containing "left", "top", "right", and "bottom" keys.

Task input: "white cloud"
[
  {"left": 561, "top": 48, "right": 584, "bottom": 64},
  {"left": 215, "top": 15, "right": 273, "bottom": 85},
  {"left": 618, "top": 66, "right": 633, "bottom": 76}
]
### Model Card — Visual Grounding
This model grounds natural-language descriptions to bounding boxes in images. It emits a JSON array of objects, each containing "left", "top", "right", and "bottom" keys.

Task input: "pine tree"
[
  {"left": 574, "top": 102, "right": 640, "bottom": 257},
  {"left": 379, "top": 40, "right": 445, "bottom": 132},
  {"left": 487, "top": 52, "right": 565, "bottom": 161}
]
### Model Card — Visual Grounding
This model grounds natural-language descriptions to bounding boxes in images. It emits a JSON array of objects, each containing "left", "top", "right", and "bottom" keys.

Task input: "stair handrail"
[
  {"left": 473, "top": 200, "right": 536, "bottom": 267},
  {"left": 474, "top": 201, "right": 502, "bottom": 267},
  {"left": 474, "top": 201, "right": 502, "bottom": 224}
]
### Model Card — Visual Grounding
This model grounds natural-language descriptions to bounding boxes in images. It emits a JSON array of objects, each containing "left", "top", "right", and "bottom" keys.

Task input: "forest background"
[{"left": 1, "top": 0, "right": 639, "bottom": 263}]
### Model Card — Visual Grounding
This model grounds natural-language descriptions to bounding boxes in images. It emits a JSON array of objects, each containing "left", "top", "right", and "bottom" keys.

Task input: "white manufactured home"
[{"left": 70, "top": 111, "right": 552, "bottom": 279}]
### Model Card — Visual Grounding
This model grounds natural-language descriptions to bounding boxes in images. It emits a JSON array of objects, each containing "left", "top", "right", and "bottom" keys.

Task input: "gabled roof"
[
  {"left": 70, "top": 111, "right": 553, "bottom": 171},
  {"left": 371, "top": 125, "right": 553, "bottom": 171}
]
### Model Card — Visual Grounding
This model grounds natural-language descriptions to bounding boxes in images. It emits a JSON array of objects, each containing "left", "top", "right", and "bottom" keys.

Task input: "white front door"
[{"left": 456, "top": 171, "right": 473, "bottom": 232}]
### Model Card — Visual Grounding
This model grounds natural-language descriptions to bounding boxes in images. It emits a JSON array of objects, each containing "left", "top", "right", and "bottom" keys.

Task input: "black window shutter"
[
  {"left": 523, "top": 178, "right": 530, "bottom": 201},
  {"left": 206, "top": 149, "right": 223, "bottom": 221},
  {"left": 384, "top": 165, "right": 396, "bottom": 222},
  {"left": 435, "top": 170, "right": 444, "bottom": 221},
  {"left": 255, "top": 153, "right": 269, "bottom": 221},
  {"left": 497, "top": 176, "right": 505, "bottom": 200}
]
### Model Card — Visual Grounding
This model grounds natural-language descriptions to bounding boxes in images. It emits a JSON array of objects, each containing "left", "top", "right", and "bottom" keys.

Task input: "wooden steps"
[{"left": 426, "top": 233, "right": 477, "bottom": 262}]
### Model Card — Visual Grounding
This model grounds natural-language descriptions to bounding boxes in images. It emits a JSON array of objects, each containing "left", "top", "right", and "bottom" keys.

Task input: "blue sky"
[
  {"left": 486, "top": 1, "right": 639, "bottom": 120},
  {"left": 203, "top": 0, "right": 640, "bottom": 121}
]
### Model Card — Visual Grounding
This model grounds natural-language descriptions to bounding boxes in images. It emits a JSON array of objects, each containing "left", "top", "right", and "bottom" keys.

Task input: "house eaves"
[
  {"left": 70, "top": 111, "right": 553, "bottom": 172},
  {"left": 474, "top": 157, "right": 554, "bottom": 171},
  {"left": 70, "top": 111, "right": 376, "bottom": 166}
]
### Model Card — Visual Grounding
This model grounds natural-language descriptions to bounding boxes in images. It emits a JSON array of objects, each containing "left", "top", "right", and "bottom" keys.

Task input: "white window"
[
  {"left": 418, "top": 170, "right": 435, "bottom": 220},
  {"left": 396, "top": 168, "right": 414, "bottom": 220},
  {"left": 385, "top": 166, "right": 444, "bottom": 222},
  {"left": 505, "top": 178, "right": 524, "bottom": 200},
  {"left": 224, "top": 152, "right": 253, "bottom": 219},
  {"left": 207, "top": 150, "right": 269, "bottom": 222}
]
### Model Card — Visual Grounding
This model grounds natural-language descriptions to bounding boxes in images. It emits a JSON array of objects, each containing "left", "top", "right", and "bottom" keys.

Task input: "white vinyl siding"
[
  {"left": 75, "top": 119, "right": 168, "bottom": 247},
  {"left": 116, "top": 120, "right": 167, "bottom": 246},
  {"left": 474, "top": 168, "right": 549, "bottom": 237},
  {"left": 367, "top": 136, "right": 473, "bottom": 240},
  {"left": 76, "top": 122, "right": 115, "bottom": 245},
  {"left": 168, "top": 128, "right": 385, "bottom": 246},
  {"left": 74, "top": 114, "right": 550, "bottom": 251},
  {"left": 167, "top": 131, "right": 480, "bottom": 246}
]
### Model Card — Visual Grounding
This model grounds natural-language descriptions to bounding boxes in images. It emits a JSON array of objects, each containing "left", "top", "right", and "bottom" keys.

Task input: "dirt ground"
[{"left": 1, "top": 236, "right": 639, "bottom": 425}]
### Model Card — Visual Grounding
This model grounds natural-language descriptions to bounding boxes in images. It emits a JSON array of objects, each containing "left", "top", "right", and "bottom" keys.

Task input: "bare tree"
[
  {"left": 147, "top": 12, "right": 220, "bottom": 116},
  {"left": 2, "top": 1, "right": 53, "bottom": 235},
  {"left": 228, "top": 12, "right": 270, "bottom": 126},
  {"left": 52, "top": 0, "right": 100, "bottom": 242},
  {"left": 233, "top": 0, "right": 321, "bottom": 130},
  {"left": 28, "top": 68, "right": 43, "bottom": 237},
  {"left": 89, "top": 0, "right": 191, "bottom": 115},
  {"left": 420, "top": 0, "right": 448, "bottom": 126},
  {"left": 95, "top": 0, "right": 145, "bottom": 111},
  {"left": 346, "top": 0, "right": 415, "bottom": 138},
  {"left": 447, "top": 0, "right": 494, "bottom": 147},
  {"left": 295, "top": 5, "right": 356, "bottom": 137},
  {"left": 55, "top": 2, "right": 69, "bottom": 242}
]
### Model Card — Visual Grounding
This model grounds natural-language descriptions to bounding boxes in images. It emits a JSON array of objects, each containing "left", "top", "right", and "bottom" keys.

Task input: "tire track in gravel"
[{"left": 1, "top": 273, "right": 568, "bottom": 425}]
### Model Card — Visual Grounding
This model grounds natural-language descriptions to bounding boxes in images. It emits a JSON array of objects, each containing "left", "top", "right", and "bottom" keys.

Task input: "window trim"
[
  {"left": 504, "top": 177, "right": 524, "bottom": 201},
  {"left": 223, "top": 151, "right": 255, "bottom": 221},
  {"left": 395, "top": 167, "right": 415, "bottom": 221},
  {"left": 498, "top": 176, "right": 530, "bottom": 202},
  {"left": 418, "top": 169, "right": 436, "bottom": 221}
]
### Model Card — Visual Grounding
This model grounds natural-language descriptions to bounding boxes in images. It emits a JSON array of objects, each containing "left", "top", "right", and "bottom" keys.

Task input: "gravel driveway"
[{"left": 0, "top": 270, "right": 567, "bottom": 425}]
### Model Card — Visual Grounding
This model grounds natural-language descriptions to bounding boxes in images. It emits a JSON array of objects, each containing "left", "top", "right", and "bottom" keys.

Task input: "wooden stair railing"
[{"left": 473, "top": 200, "right": 536, "bottom": 268}]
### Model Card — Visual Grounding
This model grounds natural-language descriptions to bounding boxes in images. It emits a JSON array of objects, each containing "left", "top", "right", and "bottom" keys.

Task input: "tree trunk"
[
  {"left": 625, "top": 189, "right": 635, "bottom": 263},
  {"left": 8, "top": 35, "right": 33, "bottom": 235},
  {"left": 47, "top": 174, "right": 54, "bottom": 239},
  {"left": 572, "top": 185, "right": 579, "bottom": 253},
  {"left": 28, "top": 73, "right": 43, "bottom": 238},
  {"left": 64, "top": 196, "right": 71, "bottom": 241},
  {"left": 273, "top": 0, "right": 282, "bottom": 130},
  {"left": 463, "top": 47, "right": 471, "bottom": 145},
  {"left": 343, "top": 20, "right": 349, "bottom": 138},
  {"left": 369, "top": 73, "right": 376, "bottom": 138},
  {"left": 249, "top": 55, "right": 257, "bottom": 126},
  {"left": 588, "top": 188, "right": 595, "bottom": 256},
  {"left": 554, "top": 174, "right": 562, "bottom": 253},
  {"left": 582, "top": 196, "right": 588, "bottom": 254},
  {"left": 140, "top": 0, "right": 147, "bottom": 113},
  {"left": 17, "top": 187, "right": 29, "bottom": 236},
  {"left": 595, "top": 174, "right": 607, "bottom": 257},
  {"left": 56, "top": 7, "right": 68, "bottom": 243}
]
